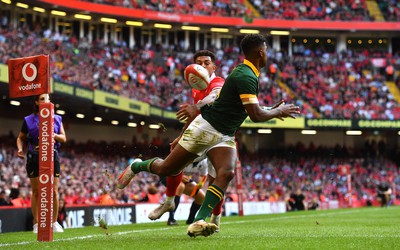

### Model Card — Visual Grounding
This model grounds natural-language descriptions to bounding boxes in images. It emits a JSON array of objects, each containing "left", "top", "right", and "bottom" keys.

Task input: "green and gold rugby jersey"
[{"left": 201, "top": 59, "right": 260, "bottom": 136}]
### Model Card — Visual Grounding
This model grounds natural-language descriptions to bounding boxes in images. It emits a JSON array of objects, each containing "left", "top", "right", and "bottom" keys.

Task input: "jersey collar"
[
  {"left": 243, "top": 59, "right": 260, "bottom": 77},
  {"left": 209, "top": 72, "right": 216, "bottom": 82}
]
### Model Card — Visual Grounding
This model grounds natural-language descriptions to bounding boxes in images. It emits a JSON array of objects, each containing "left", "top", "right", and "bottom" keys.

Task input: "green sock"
[
  {"left": 130, "top": 158, "right": 158, "bottom": 174},
  {"left": 194, "top": 184, "right": 224, "bottom": 222}
]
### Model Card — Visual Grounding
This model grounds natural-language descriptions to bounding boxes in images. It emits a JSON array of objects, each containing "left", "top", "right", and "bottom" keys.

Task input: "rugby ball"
[{"left": 184, "top": 64, "right": 209, "bottom": 90}]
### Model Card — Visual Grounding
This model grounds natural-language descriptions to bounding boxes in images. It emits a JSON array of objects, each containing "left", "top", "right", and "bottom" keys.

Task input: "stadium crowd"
[
  {"left": 249, "top": 0, "right": 370, "bottom": 21},
  {"left": 0, "top": 133, "right": 399, "bottom": 210},
  {"left": 1, "top": 0, "right": 400, "bottom": 214},
  {"left": 80, "top": 0, "right": 400, "bottom": 21},
  {"left": 378, "top": 0, "right": 400, "bottom": 21},
  {"left": 280, "top": 50, "right": 400, "bottom": 119},
  {"left": 80, "top": 0, "right": 254, "bottom": 18},
  {"left": 1, "top": 23, "right": 399, "bottom": 119}
]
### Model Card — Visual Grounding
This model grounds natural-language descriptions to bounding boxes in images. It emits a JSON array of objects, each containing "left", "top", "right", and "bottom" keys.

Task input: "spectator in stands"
[
  {"left": 377, "top": 181, "right": 392, "bottom": 207},
  {"left": 1, "top": 22, "right": 398, "bottom": 119},
  {"left": 1, "top": 131, "right": 400, "bottom": 211},
  {"left": 386, "top": 64, "right": 394, "bottom": 81},
  {"left": 0, "top": 190, "right": 12, "bottom": 206},
  {"left": 16, "top": 93, "right": 67, "bottom": 233},
  {"left": 57, "top": 198, "right": 70, "bottom": 229},
  {"left": 287, "top": 189, "right": 307, "bottom": 211},
  {"left": 308, "top": 197, "right": 319, "bottom": 210},
  {"left": 9, "top": 188, "right": 24, "bottom": 207},
  {"left": 99, "top": 189, "right": 116, "bottom": 205},
  {"left": 137, "top": 184, "right": 160, "bottom": 203}
]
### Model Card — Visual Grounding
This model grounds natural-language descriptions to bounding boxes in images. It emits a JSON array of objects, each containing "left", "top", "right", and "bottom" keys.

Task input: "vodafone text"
[
  {"left": 18, "top": 83, "right": 42, "bottom": 91},
  {"left": 38, "top": 106, "right": 54, "bottom": 230},
  {"left": 39, "top": 176, "right": 53, "bottom": 228},
  {"left": 39, "top": 108, "right": 54, "bottom": 162}
]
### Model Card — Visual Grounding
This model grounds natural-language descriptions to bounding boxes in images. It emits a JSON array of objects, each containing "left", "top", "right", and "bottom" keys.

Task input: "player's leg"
[
  {"left": 208, "top": 175, "right": 215, "bottom": 185},
  {"left": 187, "top": 146, "right": 236, "bottom": 237},
  {"left": 210, "top": 200, "right": 223, "bottom": 232},
  {"left": 26, "top": 152, "right": 39, "bottom": 233},
  {"left": 148, "top": 174, "right": 184, "bottom": 221},
  {"left": 207, "top": 171, "right": 223, "bottom": 232},
  {"left": 30, "top": 177, "right": 39, "bottom": 233},
  {"left": 167, "top": 182, "right": 185, "bottom": 225},
  {"left": 378, "top": 194, "right": 385, "bottom": 207},
  {"left": 53, "top": 156, "right": 64, "bottom": 232},
  {"left": 383, "top": 194, "right": 389, "bottom": 207},
  {"left": 53, "top": 178, "right": 59, "bottom": 223},
  {"left": 118, "top": 115, "right": 216, "bottom": 189},
  {"left": 117, "top": 144, "right": 197, "bottom": 189},
  {"left": 167, "top": 195, "right": 181, "bottom": 225},
  {"left": 183, "top": 181, "right": 205, "bottom": 224},
  {"left": 52, "top": 177, "right": 64, "bottom": 232},
  {"left": 194, "top": 147, "right": 235, "bottom": 221}
]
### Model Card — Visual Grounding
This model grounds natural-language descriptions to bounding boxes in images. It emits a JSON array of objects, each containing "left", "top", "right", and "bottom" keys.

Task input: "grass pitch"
[{"left": 1, "top": 206, "right": 399, "bottom": 249}]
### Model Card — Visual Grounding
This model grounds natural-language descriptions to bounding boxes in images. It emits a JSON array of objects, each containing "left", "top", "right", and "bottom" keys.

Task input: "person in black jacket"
[
  {"left": 0, "top": 190, "right": 12, "bottom": 206},
  {"left": 288, "top": 189, "right": 307, "bottom": 211},
  {"left": 377, "top": 182, "right": 392, "bottom": 207}
]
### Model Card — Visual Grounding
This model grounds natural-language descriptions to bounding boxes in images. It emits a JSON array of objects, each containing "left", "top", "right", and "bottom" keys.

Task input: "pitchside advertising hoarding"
[
  {"left": 0, "top": 202, "right": 288, "bottom": 233},
  {"left": 8, "top": 54, "right": 54, "bottom": 241}
]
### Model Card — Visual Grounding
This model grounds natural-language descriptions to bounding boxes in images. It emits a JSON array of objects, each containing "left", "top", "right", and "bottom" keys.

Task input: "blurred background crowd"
[
  {"left": 1, "top": 131, "right": 399, "bottom": 210},
  {"left": 1, "top": 0, "right": 400, "bottom": 213},
  {"left": 81, "top": 0, "right": 400, "bottom": 21},
  {"left": 1, "top": 20, "right": 400, "bottom": 119}
]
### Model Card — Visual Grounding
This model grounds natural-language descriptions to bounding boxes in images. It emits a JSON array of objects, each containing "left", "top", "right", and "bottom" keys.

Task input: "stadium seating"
[
  {"left": 78, "top": 0, "right": 381, "bottom": 21},
  {"left": 78, "top": 0, "right": 399, "bottom": 22},
  {"left": 377, "top": 0, "right": 400, "bottom": 21},
  {"left": 78, "top": 0, "right": 248, "bottom": 17},
  {"left": 1, "top": 24, "right": 399, "bottom": 118},
  {"left": 0, "top": 135, "right": 398, "bottom": 208},
  {"left": 0, "top": 1, "right": 399, "bottom": 211}
]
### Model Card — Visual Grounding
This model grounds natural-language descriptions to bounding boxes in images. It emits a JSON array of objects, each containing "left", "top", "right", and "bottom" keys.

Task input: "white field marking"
[
  {"left": 0, "top": 227, "right": 173, "bottom": 247},
  {"left": 215, "top": 233, "right": 400, "bottom": 239},
  {"left": 0, "top": 207, "right": 396, "bottom": 247}
]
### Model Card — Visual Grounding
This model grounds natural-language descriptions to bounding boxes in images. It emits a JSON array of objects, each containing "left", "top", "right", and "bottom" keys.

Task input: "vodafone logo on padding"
[
  {"left": 39, "top": 174, "right": 49, "bottom": 184},
  {"left": 22, "top": 63, "right": 37, "bottom": 82},
  {"left": 40, "top": 108, "right": 50, "bottom": 118}
]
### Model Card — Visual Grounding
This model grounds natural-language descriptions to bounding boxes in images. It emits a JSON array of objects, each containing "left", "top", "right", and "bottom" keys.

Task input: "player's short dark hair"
[
  {"left": 193, "top": 50, "right": 216, "bottom": 63},
  {"left": 240, "top": 34, "right": 267, "bottom": 56}
]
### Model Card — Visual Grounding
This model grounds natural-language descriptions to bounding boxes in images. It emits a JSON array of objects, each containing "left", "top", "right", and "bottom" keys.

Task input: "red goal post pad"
[
  {"left": 37, "top": 102, "right": 55, "bottom": 241},
  {"left": 8, "top": 54, "right": 50, "bottom": 98}
]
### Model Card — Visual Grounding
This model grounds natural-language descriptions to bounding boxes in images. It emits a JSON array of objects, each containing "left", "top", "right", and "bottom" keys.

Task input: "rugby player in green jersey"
[{"left": 117, "top": 34, "right": 300, "bottom": 237}]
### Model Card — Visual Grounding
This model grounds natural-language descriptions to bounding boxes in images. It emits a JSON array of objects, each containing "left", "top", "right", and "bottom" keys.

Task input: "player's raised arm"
[{"left": 244, "top": 101, "right": 300, "bottom": 122}]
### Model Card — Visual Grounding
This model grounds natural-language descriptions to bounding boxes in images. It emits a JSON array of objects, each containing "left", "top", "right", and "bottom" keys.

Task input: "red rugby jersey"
[{"left": 192, "top": 75, "right": 225, "bottom": 104}]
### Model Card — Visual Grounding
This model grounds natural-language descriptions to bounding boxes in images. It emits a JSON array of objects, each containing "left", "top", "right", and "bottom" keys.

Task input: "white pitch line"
[
  {"left": 0, "top": 208, "right": 395, "bottom": 247},
  {"left": 0, "top": 227, "right": 173, "bottom": 247}
]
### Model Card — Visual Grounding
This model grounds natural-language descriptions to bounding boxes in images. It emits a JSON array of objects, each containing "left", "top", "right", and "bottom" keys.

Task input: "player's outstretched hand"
[
  {"left": 176, "top": 104, "right": 197, "bottom": 121},
  {"left": 276, "top": 104, "right": 300, "bottom": 120}
]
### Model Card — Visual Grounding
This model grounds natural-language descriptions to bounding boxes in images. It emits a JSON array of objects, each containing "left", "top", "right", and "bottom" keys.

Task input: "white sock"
[{"left": 164, "top": 196, "right": 174, "bottom": 205}]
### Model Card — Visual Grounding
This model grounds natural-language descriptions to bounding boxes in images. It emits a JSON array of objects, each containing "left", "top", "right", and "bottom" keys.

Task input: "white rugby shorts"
[{"left": 178, "top": 114, "right": 236, "bottom": 158}]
